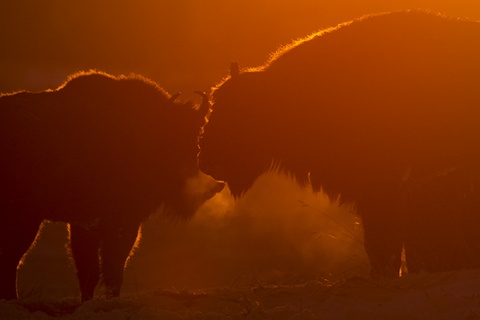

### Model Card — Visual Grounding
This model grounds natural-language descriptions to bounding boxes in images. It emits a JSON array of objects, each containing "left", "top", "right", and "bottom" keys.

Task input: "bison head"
[
  {"left": 63, "top": 72, "right": 223, "bottom": 220},
  {"left": 151, "top": 91, "right": 224, "bottom": 219},
  {"left": 199, "top": 63, "right": 279, "bottom": 197}
]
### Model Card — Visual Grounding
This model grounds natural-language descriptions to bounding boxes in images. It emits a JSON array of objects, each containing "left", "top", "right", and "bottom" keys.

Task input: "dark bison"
[
  {"left": 0, "top": 71, "right": 224, "bottom": 301},
  {"left": 199, "top": 11, "right": 480, "bottom": 276}
]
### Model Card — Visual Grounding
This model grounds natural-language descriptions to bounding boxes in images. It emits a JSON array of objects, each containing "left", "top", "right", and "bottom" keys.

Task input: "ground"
[
  {"left": 3, "top": 270, "right": 480, "bottom": 319},
  {"left": 3, "top": 173, "right": 480, "bottom": 319}
]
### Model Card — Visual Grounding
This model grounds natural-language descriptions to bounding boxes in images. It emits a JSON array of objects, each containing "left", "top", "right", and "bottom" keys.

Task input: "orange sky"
[{"left": 1, "top": 0, "right": 479, "bottom": 96}]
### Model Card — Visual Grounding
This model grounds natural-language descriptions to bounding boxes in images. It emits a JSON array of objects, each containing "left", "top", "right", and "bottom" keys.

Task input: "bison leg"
[
  {"left": 99, "top": 222, "right": 140, "bottom": 299},
  {"left": 0, "top": 217, "right": 41, "bottom": 300},
  {"left": 363, "top": 223, "right": 403, "bottom": 276},
  {"left": 358, "top": 201, "right": 403, "bottom": 277},
  {"left": 69, "top": 224, "right": 101, "bottom": 302}
]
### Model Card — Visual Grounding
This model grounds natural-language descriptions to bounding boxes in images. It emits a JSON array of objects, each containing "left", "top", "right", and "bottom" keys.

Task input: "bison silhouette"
[
  {"left": 199, "top": 11, "right": 480, "bottom": 276},
  {"left": 0, "top": 71, "right": 224, "bottom": 301}
]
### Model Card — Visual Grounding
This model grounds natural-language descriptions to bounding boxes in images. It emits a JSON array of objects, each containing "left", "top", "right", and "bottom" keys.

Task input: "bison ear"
[
  {"left": 230, "top": 61, "right": 240, "bottom": 78},
  {"left": 194, "top": 91, "right": 210, "bottom": 115},
  {"left": 169, "top": 92, "right": 181, "bottom": 104}
]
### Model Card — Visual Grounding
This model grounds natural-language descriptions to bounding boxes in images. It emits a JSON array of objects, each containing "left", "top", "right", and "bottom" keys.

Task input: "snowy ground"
[{"left": 3, "top": 173, "right": 480, "bottom": 319}]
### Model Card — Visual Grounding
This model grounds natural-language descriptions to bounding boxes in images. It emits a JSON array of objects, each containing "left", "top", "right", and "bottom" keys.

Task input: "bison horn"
[
  {"left": 194, "top": 91, "right": 210, "bottom": 114},
  {"left": 230, "top": 61, "right": 240, "bottom": 78},
  {"left": 169, "top": 92, "right": 181, "bottom": 103}
]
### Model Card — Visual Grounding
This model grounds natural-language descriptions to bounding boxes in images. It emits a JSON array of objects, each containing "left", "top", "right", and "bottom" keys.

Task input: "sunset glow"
[
  {"left": 1, "top": 1, "right": 479, "bottom": 94},
  {"left": 2, "top": 1, "right": 480, "bottom": 318}
]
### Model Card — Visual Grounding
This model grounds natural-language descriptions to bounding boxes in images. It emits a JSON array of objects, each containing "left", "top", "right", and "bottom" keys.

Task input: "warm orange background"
[
  {"left": 1, "top": 1, "right": 479, "bottom": 96},
  {"left": 3, "top": 0, "right": 480, "bottom": 298}
]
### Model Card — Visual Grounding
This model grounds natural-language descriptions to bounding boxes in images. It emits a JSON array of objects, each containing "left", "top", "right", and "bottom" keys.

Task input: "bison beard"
[
  {"left": 200, "top": 11, "right": 480, "bottom": 276},
  {"left": 0, "top": 71, "right": 223, "bottom": 301}
]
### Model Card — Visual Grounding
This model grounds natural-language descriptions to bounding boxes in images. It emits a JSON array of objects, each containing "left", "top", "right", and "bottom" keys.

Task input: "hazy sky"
[{"left": 1, "top": 0, "right": 479, "bottom": 95}]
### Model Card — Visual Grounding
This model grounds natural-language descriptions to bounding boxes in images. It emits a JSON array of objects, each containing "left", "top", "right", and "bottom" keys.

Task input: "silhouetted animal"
[
  {"left": 199, "top": 11, "right": 480, "bottom": 276},
  {"left": 0, "top": 71, "right": 224, "bottom": 301}
]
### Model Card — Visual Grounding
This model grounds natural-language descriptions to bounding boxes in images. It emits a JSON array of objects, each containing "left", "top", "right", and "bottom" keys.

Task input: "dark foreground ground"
[{"left": 4, "top": 269, "right": 480, "bottom": 319}]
